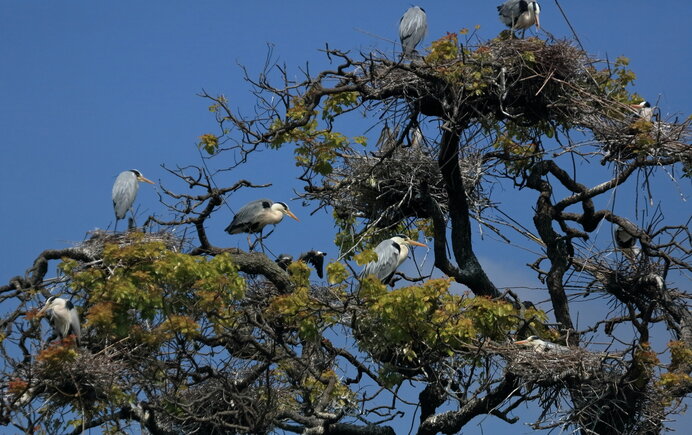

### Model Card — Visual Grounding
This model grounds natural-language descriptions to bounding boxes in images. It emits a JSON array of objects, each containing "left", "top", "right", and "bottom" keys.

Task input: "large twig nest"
[
  {"left": 78, "top": 229, "right": 182, "bottom": 259},
  {"left": 310, "top": 146, "right": 487, "bottom": 227}
]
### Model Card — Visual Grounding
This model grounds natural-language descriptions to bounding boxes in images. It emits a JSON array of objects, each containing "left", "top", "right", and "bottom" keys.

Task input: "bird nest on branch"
[
  {"left": 29, "top": 348, "right": 126, "bottom": 409},
  {"left": 356, "top": 37, "right": 689, "bottom": 162},
  {"left": 495, "top": 345, "right": 625, "bottom": 386},
  {"left": 307, "top": 146, "right": 486, "bottom": 227},
  {"left": 78, "top": 229, "right": 182, "bottom": 260},
  {"left": 586, "top": 114, "right": 692, "bottom": 166},
  {"left": 362, "top": 38, "right": 589, "bottom": 125}
]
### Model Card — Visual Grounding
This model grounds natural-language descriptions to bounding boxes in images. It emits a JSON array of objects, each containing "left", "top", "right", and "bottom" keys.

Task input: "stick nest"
[
  {"left": 78, "top": 229, "right": 182, "bottom": 259},
  {"left": 307, "top": 146, "right": 487, "bottom": 227}
]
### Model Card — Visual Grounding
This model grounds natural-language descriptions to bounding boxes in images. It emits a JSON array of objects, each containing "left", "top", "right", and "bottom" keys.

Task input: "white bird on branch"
[
  {"left": 112, "top": 169, "right": 155, "bottom": 231},
  {"left": 361, "top": 235, "right": 427, "bottom": 285},
  {"left": 38, "top": 296, "right": 81, "bottom": 346},
  {"left": 399, "top": 6, "right": 427, "bottom": 58}
]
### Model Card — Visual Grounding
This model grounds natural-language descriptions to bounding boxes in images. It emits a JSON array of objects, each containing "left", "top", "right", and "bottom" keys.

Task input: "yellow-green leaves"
[
  {"left": 65, "top": 239, "right": 245, "bottom": 341},
  {"left": 326, "top": 262, "right": 349, "bottom": 285},
  {"left": 269, "top": 287, "right": 334, "bottom": 341},
  {"left": 198, "top": 133, "right": 219, "bottom": 155},
  {"left": 160, "top": 315, "right": 200, "bottom": 338},
  {"left": 322, "top": 92, "right": 359, "bottom": 122},
  {"left": 594, "top": 56, "right": 638, "bottom": 103},
  {"left": 287, "top": 261, "right": 311, "bottom": 287},
  {"left": 354, "top": 249, "right": 377, "bottom": 266},
  {"left": 358, "top": 275, "right": 387, "bottom": 301},
  {"left": 427, "top": 33, "right": 459, "bottom": 63},
  {"left": 357, "top": 279, "right": 543, "bottom": 367},
  {"left": 668, "top": 340, "right": 692, "bottom": 372}
]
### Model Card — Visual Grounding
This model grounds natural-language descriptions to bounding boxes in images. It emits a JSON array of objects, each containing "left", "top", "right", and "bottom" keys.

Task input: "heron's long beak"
[
  {"left": 37, "top": 306, "right": 48, "bottom": 316},
  {"left": 514, "top": 339, "right": 530, "bottom": 345},
  {"left": 409, "top": 240, "right": 427, "bottom": 248},
  {"left": 285, "top": 210, "right": 300, "bottom": 222},
  {"left": 138, "top": 175, "right": 155, "bottom": 185},
  {"left": 535, "top": 15, "right": 540, "bottom": 29}
]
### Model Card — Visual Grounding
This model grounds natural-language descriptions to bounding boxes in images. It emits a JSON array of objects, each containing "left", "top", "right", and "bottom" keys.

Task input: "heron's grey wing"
[
  {"left": 226, "top": 199, "right": 273, "bottom": 234},
  {"left": 399, "top": 8, "right": 427, "bottom": 54},
  {"left": 497, "top": 0, "right": 520, "bottom": 26},
  {"left": 112, "top": 171, "right": 139, "bottom": 220},
  {"left": 362, "top": 240, "right": 400, "bottom": 282},
  {"left": 69, "top": 309, "right": 81, "bottom": 343}
]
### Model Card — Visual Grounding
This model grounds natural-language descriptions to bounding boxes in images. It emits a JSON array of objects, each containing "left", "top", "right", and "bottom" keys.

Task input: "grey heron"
[
  {"left": 361, "top": 235, "right": 427, "bottom": 284},
  {"left": 225, "top": 199, "right": 299, "bottom": 245},
  {"left": 275, "top": 250, "right": 328, "bottom": 279},
  {"left": 38, "top": 296, "right": 81, "bottom": 346},
  {"left": 514, "top": 335, "right": 568, "bottom": 353},
  {"left": 399, "top": 6, "right": 427, "bottom": 58},
  {"left": 497, "top": 0, "right": 541, "bottom": 38},
  {"left": 615, "top": 223, "right": 641, "bottom": 262},
  {"left": 112, "top": 169, "right": 155, "bottom": 231},
  {"left": 631, "top": 100, "right": 653, "bottom": 122}
]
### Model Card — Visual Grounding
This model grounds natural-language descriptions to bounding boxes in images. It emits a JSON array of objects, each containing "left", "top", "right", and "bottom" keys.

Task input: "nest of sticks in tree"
[
  {"left": 32, "top": 350, "right": 126, "bottom": 409},
  {"left": 359, "top": 37, "right": 690, "bottom": 164},
  {"left": 364, "top": 38, "right": 590, "bottom": 125},
  {"left": 311, "top": 145, "right": 486, "bottom": 228},
  {"left": 498, "top": 345, "right": 625, "bottom": 386},
  {"left": 585, "top": 113, "right": 692, "bottom": 166},
  {"left": 78, "top": 229, "right": 182, "bottom": 259},
  {"left": 159, "top": 373, "right": 279, "bottom": 434},
  {"left": 573, "top": 254, "right": 670, "bottom": 309}
]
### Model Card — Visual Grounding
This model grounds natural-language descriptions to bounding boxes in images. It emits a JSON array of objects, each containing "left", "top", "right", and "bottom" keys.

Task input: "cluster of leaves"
[
  {"left": 356, "top": 278, "right": 546, "bottom": 380},
  {"left": 268, "top": 94, "right": 366, "bottom": 175},
  {"left": 268, "top": 262, "right": 341, "bottom": 340},
  {"left": 592, "top": 56, "right": 638, "bottom": 104},
  {"left": 426, "top": 33, "right": 496, "bottom": 96},
  {"left": 62, "top": 235, "right": 245, "bottom": 344}
]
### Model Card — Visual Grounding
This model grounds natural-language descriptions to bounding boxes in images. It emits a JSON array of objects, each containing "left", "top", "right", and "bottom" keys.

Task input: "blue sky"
[{"left": 1, "top": 1, "right": 690, "bottom": 433}]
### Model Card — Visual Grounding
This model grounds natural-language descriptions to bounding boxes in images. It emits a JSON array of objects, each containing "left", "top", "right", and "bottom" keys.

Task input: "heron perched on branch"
[
  {"left": 276, "top": 250, "right": 328, "bottom": 279},
  {"left": 497, "top": 0, "right": 541, "bottom": 38},
  {"left": 112, "top": 169, "right": 155, "bottom": 231},
  {"left": 361, "top": 235, "right": 427, "bottom": 285},
  {"left": 514, "top": 335, "right": 568, "bottom": 353},
  {"left": 38, "top": 296, "right": 81, "bottom": 346},
  {"left": 225, "top": 199, "right": 299, "bottom": 248},
  {"left": 399, "top": 6, "right": 427, "bottom": 58}
]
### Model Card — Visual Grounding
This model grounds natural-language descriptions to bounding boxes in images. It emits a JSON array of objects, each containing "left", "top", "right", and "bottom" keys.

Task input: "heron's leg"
[
  {"left": 42, "top": 332, "right": 59, "bottom": 349},
  {"left": 114, "top": 219, "right": 119, "bottom": 233},
  {"left": 258, "top": 228, "right": 274, "bottom": 253},
  {"left": 128, "top": 209, "right": 137, "bottom": 231}
]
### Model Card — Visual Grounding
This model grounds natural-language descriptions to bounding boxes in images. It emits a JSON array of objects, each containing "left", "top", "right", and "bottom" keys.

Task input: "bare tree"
[{"left": 1, "top": 33, "right": 690, "bottom": 434}]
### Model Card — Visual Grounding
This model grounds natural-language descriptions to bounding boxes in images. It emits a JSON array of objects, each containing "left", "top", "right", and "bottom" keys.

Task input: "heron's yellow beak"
[
  {"left": 514, "top": 339, "right": 530, "bottom": 345},
  {"left": 138, "top": 175, "right": 155, "bottom": 185},
  {"left": 408, "top": 240, "right": 427, "bottom": 248},
  {"left": 285, "top": 210, "right": 299, "bottom": 222},
  {"left": 535, "top": 15, "right": 540, "bottom": 29}
]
